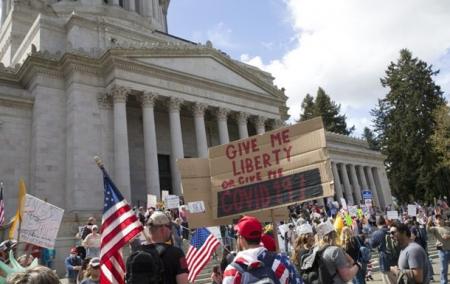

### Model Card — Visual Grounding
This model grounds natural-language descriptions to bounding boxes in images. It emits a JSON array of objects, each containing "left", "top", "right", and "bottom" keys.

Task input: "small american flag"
[
  {"left": 99, "top": 169, "right": 143, "bottom": 284},
  {"left": 0, "top": 184, "right": 5, "bottom": 226},
  {"left": 186, "top": 227, "right": 220, "bottom": 282}
]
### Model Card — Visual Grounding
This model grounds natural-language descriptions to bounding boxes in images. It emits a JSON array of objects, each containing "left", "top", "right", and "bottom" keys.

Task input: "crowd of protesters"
[{"left": 1, "top": 196, "right": 450, "bottom": 283}]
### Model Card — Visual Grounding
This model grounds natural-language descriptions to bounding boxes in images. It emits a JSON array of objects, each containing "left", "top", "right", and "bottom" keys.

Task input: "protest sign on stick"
[
  {"left": 147, "top": 194, "right": 157, "bottom": 208},
  {"left": 387, "top": 210, "right": 399, "bottom": 220},
  {"left": 407, "top": 204, "right": 417, "bottom": 217},
  {"left": 165, "top": 195, "right": 180, "bottom": 209},
  {"left": 208, "top": 117, "right": 334, "bottom": 218},
  {"left": 178, "top": 158, "right": 288, "bottom": 228},
  {"left": 20, "top": 194, "right": 64, "bottom": 249}
]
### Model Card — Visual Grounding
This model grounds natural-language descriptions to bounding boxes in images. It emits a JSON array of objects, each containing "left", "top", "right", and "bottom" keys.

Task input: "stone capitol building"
[{"left": 0, "top": 0, "right": 392, "bottom": 274}]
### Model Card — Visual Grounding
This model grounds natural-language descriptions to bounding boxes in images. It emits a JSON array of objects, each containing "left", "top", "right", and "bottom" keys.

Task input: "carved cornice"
[
  {"left": 168, "top": 97, "right": 183, "bottom": 112},
  {"left": 216, "top": 108, "right": 230, "bottom": 120},
  {"left": 253, "top": 116, "right": 267, "bottom": 129},
  {"left": 236, "top": 112, "right": 249, "bottom": 125},
  {"left": 141, "top": 92, "right": 158, "bottom": 108},
  {"left": 192, "top": 103, "right": 207, "bottom": 117},
  {"left": 109, "top": 85, "right": 129, "bottom": 103}
]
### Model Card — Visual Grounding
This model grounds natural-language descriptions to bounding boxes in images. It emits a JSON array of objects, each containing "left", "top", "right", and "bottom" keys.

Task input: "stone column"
[
  {"left": 339, "top": 163, "right": 354, "bottom": 205},
  {"left": 254, "top": 116, "right": 266, "bottom": 134},
  {"left": 112, "top": 0, "right": 119, "bottom": 5},
  {"left": 168, "top": 97, "right": 184, "bottom": 195},
  {"left": 141, "top": 93, "right": 160, "bottom": 197},
  {"left": 372, "top": 167, "right": 386, "bottom": 209},
  {"left": 128, "top": 0, "right": 136, "bottom": 11},
  {"left": 365, "top": 166, "right": 381, "bottom": 208},
  {"left": 331, "top": 162, "right": 344, "bottom": 202},
  {"left": 111, "top": 86, "right": 131, "bottom": 201},
  {"left": 193, "top": 103, "right": 208, "bottom": 158},
  {"left": 358, "top": 165, "right": 368, "bottom": 189},
  {"left": 349, "top": 165, "right": 362, "bottom": 204},
  {"left": 237, "top": 112, "right": 249, "bottom": 139},
  {"left": 216, "top": 108, "right": 230, "bottom": 144}
]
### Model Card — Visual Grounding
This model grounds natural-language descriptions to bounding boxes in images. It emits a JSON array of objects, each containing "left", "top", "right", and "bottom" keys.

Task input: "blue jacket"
[
  {"left": 370, "top": 227, "right": 389, "bottom": 272},
  {"left": 65, "top": 255, "right": 82, "bottom": 279}
]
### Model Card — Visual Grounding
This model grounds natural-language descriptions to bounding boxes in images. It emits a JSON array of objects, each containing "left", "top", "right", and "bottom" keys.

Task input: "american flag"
[
  {"left": 0, "top": 183, "right": 4, "bottom": 226},
  {"left": 99, "top": 169, "right": 143, "bottom": 284},
  {"left": 186, "top": 227, "right": 220, "bottom": 282}
]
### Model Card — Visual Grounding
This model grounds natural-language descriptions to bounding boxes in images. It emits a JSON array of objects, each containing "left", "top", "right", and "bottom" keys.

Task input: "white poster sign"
[
  {"left": 207, "top": 226, "right": 222, "bottom": 240},
  {"left": 165, "top": 195, "right": 180, "bottom": 209},
  {"left": 20, "top": 194, "right": 64, "bottom": 249},
  {"left": 364, "top": 199, "right": 372, "bottom": 207},
  {"left": 161, "top": 190, "right": 169, "bottom": 201},
  {"left": 407, "top": 204, "right": 417, "bottom": 217},
  {"left": 348, "top": 206, "right": 358, "bottom": 217},
  {"left": 387, "top": 210, "right": 399, "bottom": 220},
  {"left": 361, "top": 205, "right": 370, "bottom": 218},
  {"left": 147, "top": 194, "right": 157, "bottom": 208},
  {"left": 188, "top": 201, "right": 206, "bottom": 213},
  {"left": 340, "top": 198, "right": 348, "bottom": 210}
]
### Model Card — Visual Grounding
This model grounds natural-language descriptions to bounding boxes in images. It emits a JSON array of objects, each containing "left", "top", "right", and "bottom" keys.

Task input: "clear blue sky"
[{"left": 167, "top": 0, "right": 295, "bottom": 63}]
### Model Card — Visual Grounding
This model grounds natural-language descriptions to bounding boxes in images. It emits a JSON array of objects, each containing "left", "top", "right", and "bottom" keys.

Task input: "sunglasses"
[{"left": 390, "top": 231, "right": 397, "bottom": 235}]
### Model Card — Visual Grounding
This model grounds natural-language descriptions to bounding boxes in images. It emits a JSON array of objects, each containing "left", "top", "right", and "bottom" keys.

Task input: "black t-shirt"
[{"left": 147, "top": 243, "right": 189, "bottom": 284}]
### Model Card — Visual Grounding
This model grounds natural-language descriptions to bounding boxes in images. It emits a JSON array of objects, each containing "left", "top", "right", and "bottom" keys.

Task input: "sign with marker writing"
[
  {"left": 20, "top": 194, "right": 64, "bottom": 249},
  {"left": 208, "top": 117, "right": 334, "bottom": 218}
]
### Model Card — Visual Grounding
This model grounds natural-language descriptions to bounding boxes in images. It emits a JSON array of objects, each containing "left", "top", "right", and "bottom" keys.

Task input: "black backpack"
[
  {"left": 229, "top": 252, "right": 280, "bottom": 284},
  {"left": 125, "top": 244, "right": 166, "bottom": 284},
  {"left": 299, "top": 245, "right": 336, "bottom": 284}
]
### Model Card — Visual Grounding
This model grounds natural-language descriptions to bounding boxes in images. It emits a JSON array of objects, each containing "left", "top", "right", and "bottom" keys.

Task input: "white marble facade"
[{"left": 0, "top": 0, "right": 392, "bottom": 275}]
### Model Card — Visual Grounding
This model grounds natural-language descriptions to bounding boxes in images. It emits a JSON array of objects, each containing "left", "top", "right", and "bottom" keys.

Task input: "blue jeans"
[{"left": 438, "top": 250, "right": 450, "bottom": 284}]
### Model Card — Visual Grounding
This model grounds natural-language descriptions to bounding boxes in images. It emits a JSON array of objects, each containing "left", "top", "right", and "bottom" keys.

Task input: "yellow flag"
[{"left": 8, "top": 178, "right": 27, "bottom": 239}]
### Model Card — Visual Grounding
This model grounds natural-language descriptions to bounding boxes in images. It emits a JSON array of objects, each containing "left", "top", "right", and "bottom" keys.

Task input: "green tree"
[
  {"left": 299, "top": 87, "right": 354, "bottom": 135},
  {"left": 362, "top": 127, "right": 380, "bottom": 150},
  {"left": 431, "top": 104, "right": 450, "bottom": 167},
  {"left": 371, "top": 49, "right": 448, "bottom": 202}
]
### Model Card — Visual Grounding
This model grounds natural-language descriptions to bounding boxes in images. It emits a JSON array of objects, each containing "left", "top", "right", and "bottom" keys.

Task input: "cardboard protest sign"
[
  {"left": 178, "top": 158, "right": 289, "bottom": 228},
  {"left": 20, "top": 194, "right": 64, "bottom": 249},
  {"left": 208, "top": 118, "right": 334, "bottom": 218},
  {"left": 165, "top": 195, "right": 180, "bottom": 209},
  {"left": 387, "top": 210, "right": 399, "bottom": 220},
  {"left": 147, "top": 194, "right": 157, "bottom": 208},
  {"left": 407, "top": 204, "right": 417, "bottom": 217}
]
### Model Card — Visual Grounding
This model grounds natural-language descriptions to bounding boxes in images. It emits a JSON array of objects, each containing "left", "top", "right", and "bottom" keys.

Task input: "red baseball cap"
[
  {"left": 260, "top": 234, "right": 276, "bottom": 252},
  {"left": 234, "top": 216, "right": 262, "bottom": 240}
]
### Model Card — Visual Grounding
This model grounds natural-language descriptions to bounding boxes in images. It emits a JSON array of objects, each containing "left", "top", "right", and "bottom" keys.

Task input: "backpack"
[
  {"left": 299, "top": 245, "right": 336, "bottom": 284},
  {"left": 125, "top": 244, "right": 166, "bottom": 284},
  {"left": 229, "top": 251, "right": 279, "bottom": 284}
]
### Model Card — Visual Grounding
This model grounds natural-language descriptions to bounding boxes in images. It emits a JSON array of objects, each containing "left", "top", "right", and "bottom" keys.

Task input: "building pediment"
[
  {"left": 109, "top": 45, "right": 284, "bottom": 101},
  {"left": 134, "top": 56, "right": 271, "bottom": 95}
]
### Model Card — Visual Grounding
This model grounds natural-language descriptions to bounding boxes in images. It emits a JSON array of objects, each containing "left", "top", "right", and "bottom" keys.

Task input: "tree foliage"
[
  {"left": 362, "top": 127, "right": 380, "bottom": 150},
  {"left": 431, "top": 104, "right": 450, "bottom": 168},
  {"left": 299, "top": 87, "right": 354, "bottom": 135},
  {"left": 371, "top": 49, "right": 448, "bottom": 202}
]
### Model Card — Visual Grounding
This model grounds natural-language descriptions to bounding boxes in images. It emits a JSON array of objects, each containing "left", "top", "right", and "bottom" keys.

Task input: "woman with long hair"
[
  {"left": 316, "top": 221, "right": 360, "bottom": 283},
  {"left": 291, "top": 223, "right": 315, "bottom": 270},
  {"left": 340, "top": 226, "right": 366, "bottom": 284}
]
